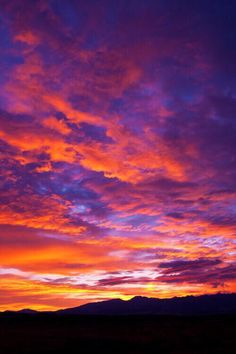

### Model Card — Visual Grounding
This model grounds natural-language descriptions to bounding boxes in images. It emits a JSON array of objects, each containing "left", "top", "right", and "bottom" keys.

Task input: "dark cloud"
[
  {"left": 166, "top": 212, "right": 185, "bottom": 219},
  {"left": 159, "top": 258, "right": 222, "bottom": 272},
  {"left": 158, "top": 258, "right": 236, "bottom": 286}
]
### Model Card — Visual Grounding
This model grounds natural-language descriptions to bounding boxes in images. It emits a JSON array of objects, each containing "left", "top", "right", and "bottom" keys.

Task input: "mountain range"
[{"left": 3, "top": 293, "right": 236, "bottom": 316}]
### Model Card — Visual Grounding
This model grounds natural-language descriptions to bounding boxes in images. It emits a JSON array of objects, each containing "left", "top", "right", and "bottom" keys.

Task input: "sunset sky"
[{"left": 0, "top": 0, "right": 236, "bottom": 311}]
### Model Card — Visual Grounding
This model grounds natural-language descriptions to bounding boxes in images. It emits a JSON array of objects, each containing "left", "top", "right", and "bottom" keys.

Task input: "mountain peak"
[
  {"left": 18, "top": 309, "right": 38, "bottom": 314},
  {"left": 56, "top": 293, "right": 236, "bottom": 316},
  {"left": 129, "top": 296, "right": 152, "bottom": 302}
]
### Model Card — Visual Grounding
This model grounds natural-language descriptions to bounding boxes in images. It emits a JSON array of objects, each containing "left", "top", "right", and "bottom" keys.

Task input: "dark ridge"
[
  {"left": 17, "top": 309, "right": 38, "bottom": 314},
  {"left": 56, "top": 293, "right": 236, "bottom": 315},
  {"left": 1, "top": 293, "right": 236, "bottom": 316}
]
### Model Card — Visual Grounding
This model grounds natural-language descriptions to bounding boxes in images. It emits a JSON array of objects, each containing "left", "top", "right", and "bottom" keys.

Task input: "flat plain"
[{"left": 0, "top": 314, "right": 235, "bottom": 354}]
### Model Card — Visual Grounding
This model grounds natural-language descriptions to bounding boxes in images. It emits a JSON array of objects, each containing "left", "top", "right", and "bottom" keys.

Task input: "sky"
[{"left": 0, "top": 0, "right": 236, "bottom": 311}]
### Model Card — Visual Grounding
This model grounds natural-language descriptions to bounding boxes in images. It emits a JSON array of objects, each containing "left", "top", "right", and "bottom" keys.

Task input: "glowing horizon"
[{"left": 0, "top": 0, "right": 236, "bottom": 311}]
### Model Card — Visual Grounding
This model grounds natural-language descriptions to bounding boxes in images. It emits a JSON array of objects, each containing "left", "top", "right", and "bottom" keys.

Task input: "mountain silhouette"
[
  {"left": 2, "top": 293, "right": 236, "bottom": 316},
  {"left": 18, "top": 309, "right": 39, "bottom": 314},
  {"left": 56, "top": 293, "right": 236, "bottom": 315}
]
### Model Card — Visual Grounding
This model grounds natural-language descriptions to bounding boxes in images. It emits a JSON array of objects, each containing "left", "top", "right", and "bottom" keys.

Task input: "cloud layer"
[{"left": 0, "top": 0, "right": 235, "bottom": 310}]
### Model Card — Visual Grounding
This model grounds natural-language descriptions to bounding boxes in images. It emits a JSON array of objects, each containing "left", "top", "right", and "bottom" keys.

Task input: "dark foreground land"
[{"left": 0, "top": 314, "right": 235, "bottom": 354}]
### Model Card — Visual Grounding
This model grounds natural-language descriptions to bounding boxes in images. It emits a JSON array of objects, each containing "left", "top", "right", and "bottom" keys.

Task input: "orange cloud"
[
  {"left": 42, "top": 116, "right": 71, "bottom": 135},
  {"left": 14, "top": 31, "right": 40, "bottom": 46}
]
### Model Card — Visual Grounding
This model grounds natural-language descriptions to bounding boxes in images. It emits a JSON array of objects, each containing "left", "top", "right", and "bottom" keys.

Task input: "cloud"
[
  {"left": 158, "top": 258, "right": 236, "bottom": 287},
  {"left": 159, "top": 258, "right": 222, "bottom": 272},
  {"left": 0, "top": 0, "right": 235, "bottom": 309}
]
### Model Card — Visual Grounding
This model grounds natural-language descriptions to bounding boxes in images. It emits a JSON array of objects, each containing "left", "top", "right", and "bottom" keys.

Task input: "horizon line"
[{"left": 1, "top": 292, "right": 235, "bottom": 313}]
